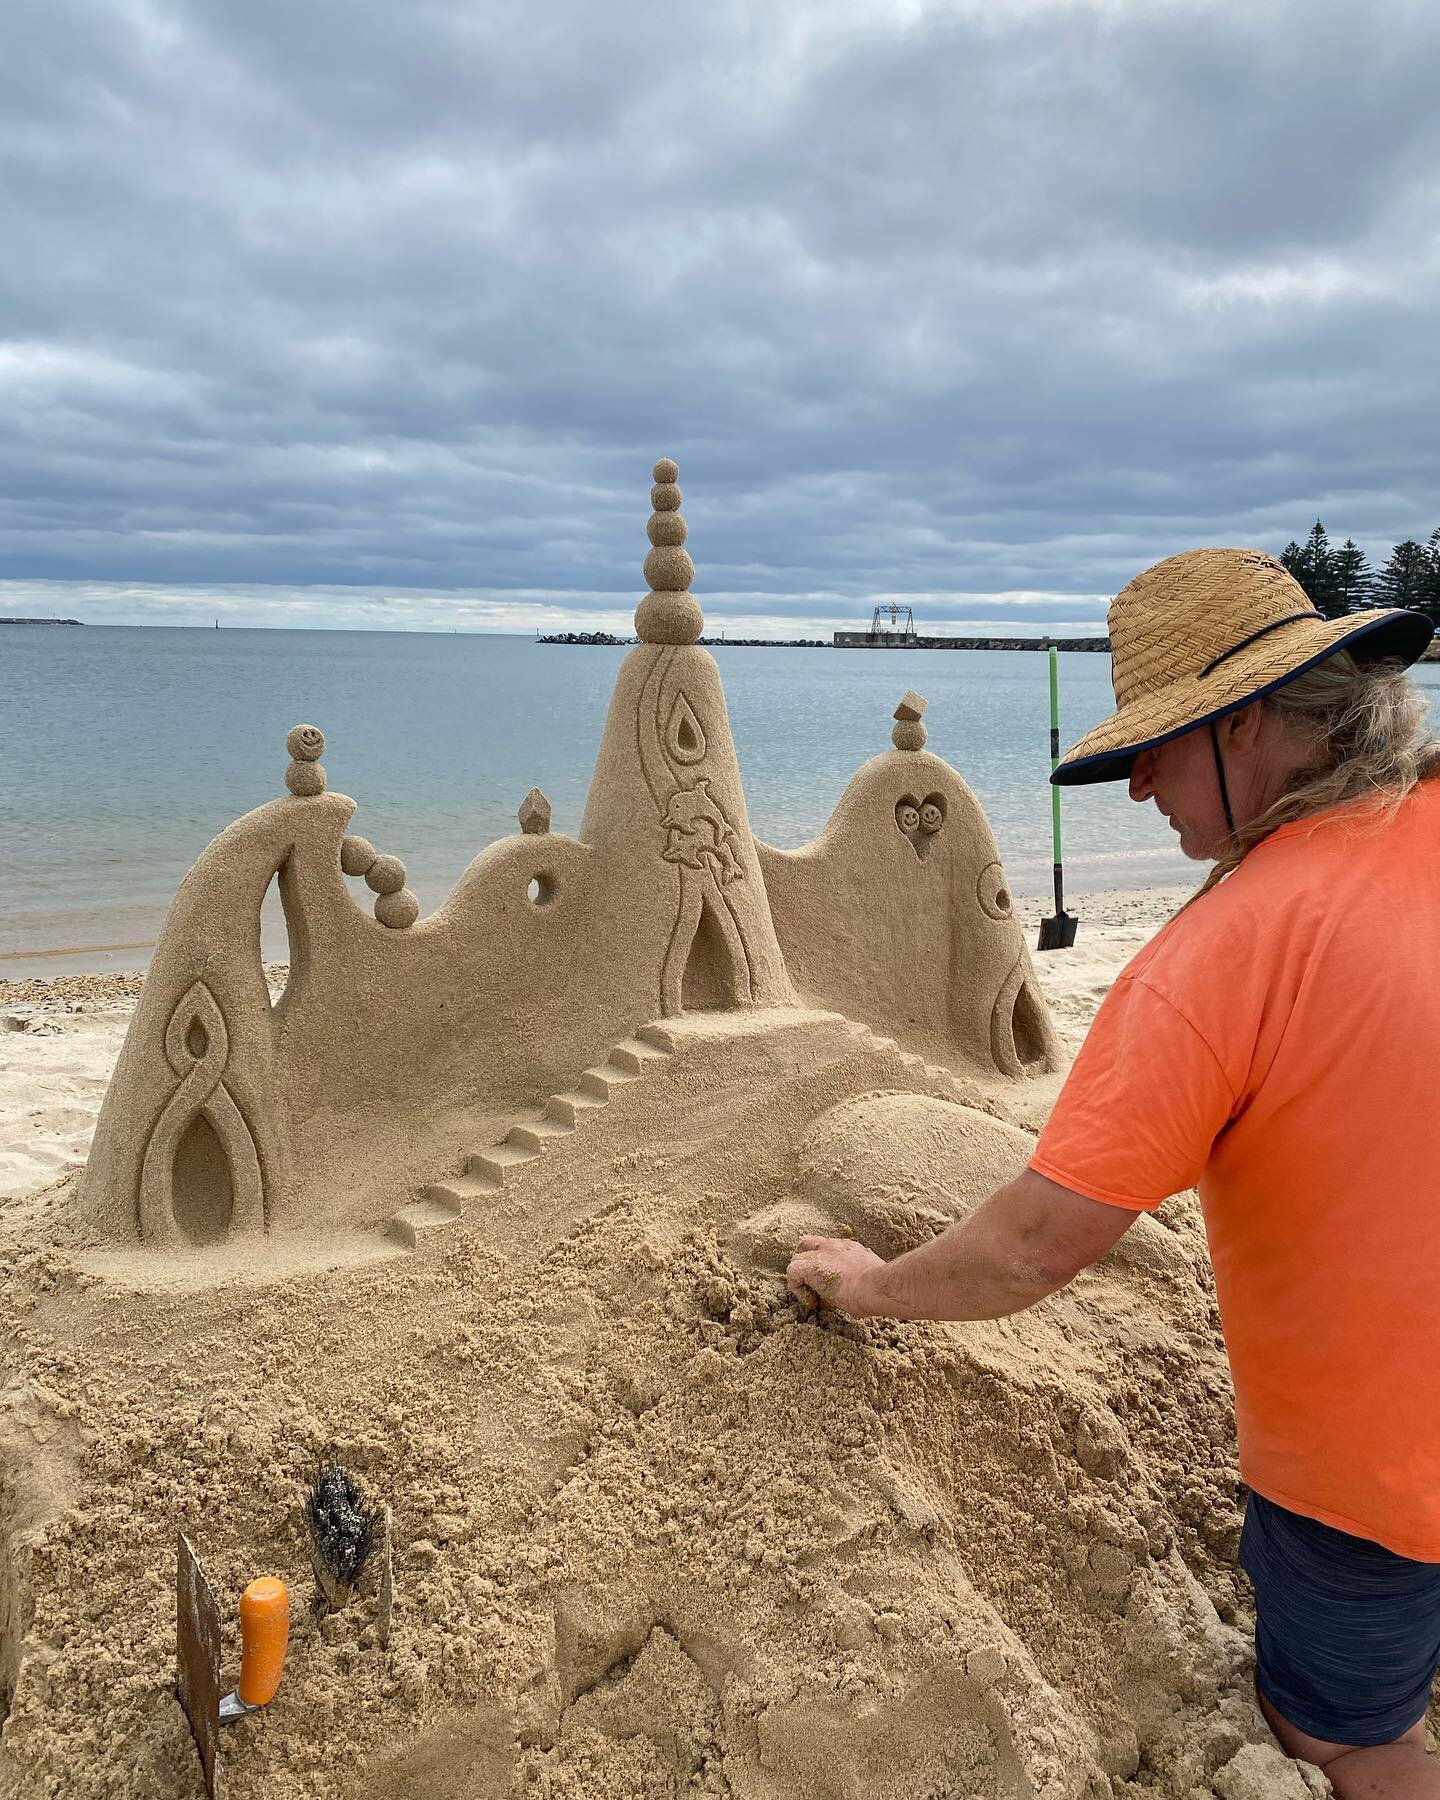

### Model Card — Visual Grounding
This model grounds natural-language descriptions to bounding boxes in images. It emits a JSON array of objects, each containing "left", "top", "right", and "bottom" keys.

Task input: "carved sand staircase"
[
  {"left": 388, "top": 1024, "right": 678, "bottom": 1246},
  {"left": 388, "top": 1012, "right": 972, "bottom": 1248}
]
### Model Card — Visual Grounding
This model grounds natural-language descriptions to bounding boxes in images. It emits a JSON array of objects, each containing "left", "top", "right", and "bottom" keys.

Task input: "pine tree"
[
  {"left": 1376, "top": 540, "right": 1432, "bottom": 612},
  {"left": 1331, "top": 539, "right": 1372, "bottom": 613},
  {"left": 1279, "top": 541, "right": 1305, "bottom": 587},
  {"left": 1293, "top": 520, "right": 1346, "bottom": 617},
  {"left": 1425, "top": 528, "right": 1440, "bottom": 623}
]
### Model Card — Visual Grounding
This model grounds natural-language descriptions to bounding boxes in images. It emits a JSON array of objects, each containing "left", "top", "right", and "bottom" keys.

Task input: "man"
[{"left": 787, "top": 548, "right": 1440, "bottom": 1798}]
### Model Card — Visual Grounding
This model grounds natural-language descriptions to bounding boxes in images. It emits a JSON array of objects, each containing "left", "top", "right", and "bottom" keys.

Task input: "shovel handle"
[{"left": 236, "top": 1577, "right": 289, "bottom": 1707}]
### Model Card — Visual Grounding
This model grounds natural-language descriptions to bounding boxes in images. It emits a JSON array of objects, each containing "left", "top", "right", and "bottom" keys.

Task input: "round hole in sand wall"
[
  {"left": 527, "top": 874, "right": 556, "bottom": 907},
  {"left": 976, "top": 861, "right": 1013, "bottom": 920}
]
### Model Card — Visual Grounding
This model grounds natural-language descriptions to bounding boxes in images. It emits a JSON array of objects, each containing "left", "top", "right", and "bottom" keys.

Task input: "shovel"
[{"left": 1038, "top": 645, "right": 1078, "bottom": 950}]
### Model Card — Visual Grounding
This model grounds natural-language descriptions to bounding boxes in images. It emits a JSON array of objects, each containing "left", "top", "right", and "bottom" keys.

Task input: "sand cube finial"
[
  {"left": 891, "top": 691, "right": 928, "bottom": 752},
  {"left": 635, "top": 456, "right": 704, "bottom": 645}
]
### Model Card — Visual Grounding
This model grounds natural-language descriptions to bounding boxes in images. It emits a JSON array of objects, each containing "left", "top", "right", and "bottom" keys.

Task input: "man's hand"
[
  {"left": 786, "top": 1235, "right": 887, "bottom": 1316},
  {"left": 783, "top": 1172, "right": 1138, "bottom": 1324}
]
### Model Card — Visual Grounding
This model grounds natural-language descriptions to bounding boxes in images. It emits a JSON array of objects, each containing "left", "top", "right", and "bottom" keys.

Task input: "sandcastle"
[{"left": 80, "top": 459, "right": 1061, "bottom": 1257}]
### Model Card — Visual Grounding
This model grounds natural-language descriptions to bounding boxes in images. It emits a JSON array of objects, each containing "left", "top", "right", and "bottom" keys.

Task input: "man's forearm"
[
  {"left": 785, "top": 1170, "right": 1135, "bottom": 1323},
  {"left": 860, "top": 1208, "right": 1064, "bottom": 1322}
]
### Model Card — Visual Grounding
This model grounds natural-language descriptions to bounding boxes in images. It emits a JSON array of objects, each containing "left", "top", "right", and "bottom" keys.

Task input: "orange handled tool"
[
  {"left": 236, "top": 1578, "right": 289, "bottom": 1707},
  {"left": 217, "top": 1577, "right": 290, "bottom": 1722}
]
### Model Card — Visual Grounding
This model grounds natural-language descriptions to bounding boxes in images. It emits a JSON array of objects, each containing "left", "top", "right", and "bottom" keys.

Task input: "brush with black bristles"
[{"left": 305, "top": 1463, "right": 380, "bottom": 1612}]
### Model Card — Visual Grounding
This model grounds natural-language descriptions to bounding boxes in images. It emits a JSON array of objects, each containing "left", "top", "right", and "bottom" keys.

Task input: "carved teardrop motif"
[
  {"left": 139, "top": 980, "right": 265, "bottom": 1244},
  {"left": 665, "top": 691, "right": 707, "bottom": 766}
]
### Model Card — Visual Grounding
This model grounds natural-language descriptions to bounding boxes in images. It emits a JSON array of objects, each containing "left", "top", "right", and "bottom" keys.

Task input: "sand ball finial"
[
  {"left": 636, "top": 456, "right": 704, "bottom": 645},
  {"left": 891, "top": 691, "right": 928, "bottom": 752},
  {"left": 285, "top": 723, "right": 327, "bottom": 795}
]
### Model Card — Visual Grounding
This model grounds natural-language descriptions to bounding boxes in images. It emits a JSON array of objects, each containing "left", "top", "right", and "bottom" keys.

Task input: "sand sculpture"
[
  {"left": 80, "top": 459, "right": 1059, "bottom": 1255},
  {"left": 3, "top": 465, "right": 1329, "bottom": 1799}
]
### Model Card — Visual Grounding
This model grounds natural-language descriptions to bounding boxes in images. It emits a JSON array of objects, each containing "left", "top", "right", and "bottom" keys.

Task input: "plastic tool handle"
[
  {"left": 1048, "top": 645, "right": 1065, "bottom": 915},
  {"left": 236, "top": 1577, "right": 289, "bottom": 1707}
]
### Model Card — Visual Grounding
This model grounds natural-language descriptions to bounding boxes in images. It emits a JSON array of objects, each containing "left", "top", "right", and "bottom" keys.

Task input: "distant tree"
[
  {"left": 1426, "top": 528, "right": 1440, "bottom": 623},
  {"left": 1376, "top": 540, "right": 1433, "bottom": 614},
  {"left": 1331, "top": 539, "right": 1373, "bottom": 613},
  {"left": 1280, "top": 521, "right": 1345, "bottom": 617}
]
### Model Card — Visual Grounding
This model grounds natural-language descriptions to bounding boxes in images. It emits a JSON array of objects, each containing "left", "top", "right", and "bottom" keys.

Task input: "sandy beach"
[{"left": 1, "top": 871, "right": 1345, "bottom": 1800}]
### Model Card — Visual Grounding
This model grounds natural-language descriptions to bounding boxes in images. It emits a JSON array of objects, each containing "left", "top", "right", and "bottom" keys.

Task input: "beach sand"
[{"left": 0, "top": 883, "right": 1343, "bottom": 1799}]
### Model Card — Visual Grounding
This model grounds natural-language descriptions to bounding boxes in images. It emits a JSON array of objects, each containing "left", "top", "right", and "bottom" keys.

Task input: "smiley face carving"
[{"left": 895, "top": 792, "right": 947, "bottom": 860}]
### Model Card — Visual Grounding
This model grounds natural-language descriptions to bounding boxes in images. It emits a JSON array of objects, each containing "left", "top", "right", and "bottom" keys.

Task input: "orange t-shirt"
[{"left": 1030, "top": 780, "right": 1440, "bottom": 1560}]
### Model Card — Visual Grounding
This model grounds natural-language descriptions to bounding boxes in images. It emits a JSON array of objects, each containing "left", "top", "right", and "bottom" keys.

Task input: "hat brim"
[{"left": 1051, "top": 608, "right": 1434, "bottom": 788}]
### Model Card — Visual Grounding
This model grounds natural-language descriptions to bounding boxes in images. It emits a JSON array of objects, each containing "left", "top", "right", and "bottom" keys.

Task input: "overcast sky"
[{"left": 2, "top": 0, "right": 1437, "bottom": 634}]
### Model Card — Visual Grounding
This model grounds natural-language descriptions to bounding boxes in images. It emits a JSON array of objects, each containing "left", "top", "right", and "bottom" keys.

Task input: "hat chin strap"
[{"left": 1209, "top": 722, "right": 1236, "bottom": 839}]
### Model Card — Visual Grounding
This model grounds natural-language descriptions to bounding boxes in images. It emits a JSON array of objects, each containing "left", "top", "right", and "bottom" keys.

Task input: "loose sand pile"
[{"left": 0, "top": 894, "right": 1338, "bottom": 1798}]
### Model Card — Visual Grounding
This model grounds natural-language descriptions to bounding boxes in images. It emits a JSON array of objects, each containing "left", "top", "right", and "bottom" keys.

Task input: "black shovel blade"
[{"left": 1037, "top": 911, "right": 1078, "bottom": 951}]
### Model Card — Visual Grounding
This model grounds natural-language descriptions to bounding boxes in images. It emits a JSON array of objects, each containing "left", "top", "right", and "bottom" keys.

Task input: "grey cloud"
[{"left": 1, "top": 0, "right": 1437, "bottom": 624}]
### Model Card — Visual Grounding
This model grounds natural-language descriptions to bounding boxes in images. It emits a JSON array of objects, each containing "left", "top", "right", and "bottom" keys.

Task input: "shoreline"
[
  {"left": 0, "top": 866, "right": 1193, "bottom": 982},
  {"left": 0, "top": 890, "right": 1187, "bottom": 1200},
  {"left": 0, "top": 885, "right": 1192, "bottom": 1010}
]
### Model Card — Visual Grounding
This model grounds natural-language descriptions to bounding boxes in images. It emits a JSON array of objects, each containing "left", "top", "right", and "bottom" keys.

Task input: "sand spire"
[{"left": 635, "top": 457, "right": 704, "bottom": 645}]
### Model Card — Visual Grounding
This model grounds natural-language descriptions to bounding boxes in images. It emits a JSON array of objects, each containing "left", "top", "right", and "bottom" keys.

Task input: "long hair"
[{"left": 1187, "top": 651, "right": 1440, "bottom": 906}]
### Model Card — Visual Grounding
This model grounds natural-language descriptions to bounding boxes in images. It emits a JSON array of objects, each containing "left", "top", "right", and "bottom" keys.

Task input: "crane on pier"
[{"left": 867, "top": 602, "right": 917, "bottom": 645}]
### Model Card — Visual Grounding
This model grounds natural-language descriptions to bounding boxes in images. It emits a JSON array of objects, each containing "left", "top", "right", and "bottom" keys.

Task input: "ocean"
[{"left": 7, "top": 624, "right": 1433, "bottom": 977}]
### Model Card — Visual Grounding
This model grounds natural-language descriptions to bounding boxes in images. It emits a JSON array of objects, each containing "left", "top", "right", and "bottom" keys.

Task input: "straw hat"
[{"left": 1053, "top": 548, "right": 1433, "bottom": 786}]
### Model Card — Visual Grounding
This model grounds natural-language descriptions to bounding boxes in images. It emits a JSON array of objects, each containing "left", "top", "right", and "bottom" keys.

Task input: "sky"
[{"left": 2, "top": 0, "right": 1438, "bottom": 635}]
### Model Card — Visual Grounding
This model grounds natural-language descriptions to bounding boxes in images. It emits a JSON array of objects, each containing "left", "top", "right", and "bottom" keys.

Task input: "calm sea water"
[{"left": 6, "top": 625, "right": 1434, "bottom": 977}]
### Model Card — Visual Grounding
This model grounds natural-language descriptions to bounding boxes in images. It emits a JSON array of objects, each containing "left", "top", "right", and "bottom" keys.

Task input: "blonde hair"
[{"left": 1187, "top": 651, "right": 1440, "bottom": 906}]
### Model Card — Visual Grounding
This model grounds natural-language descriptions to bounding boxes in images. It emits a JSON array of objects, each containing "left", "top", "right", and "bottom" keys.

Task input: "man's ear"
[{"left": 1222, "top": 700, "right": 1265, "bottom": 751}]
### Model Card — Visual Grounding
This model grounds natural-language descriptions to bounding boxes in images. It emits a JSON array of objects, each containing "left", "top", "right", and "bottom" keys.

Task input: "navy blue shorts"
[{"left": 1240, "top": 1489, "right": 1440, "bottom": 1746}]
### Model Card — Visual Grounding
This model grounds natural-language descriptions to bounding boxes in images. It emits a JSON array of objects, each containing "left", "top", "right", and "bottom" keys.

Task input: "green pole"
[{"left": 1048, "top": 646, "right": 1064, "bottom": 919}]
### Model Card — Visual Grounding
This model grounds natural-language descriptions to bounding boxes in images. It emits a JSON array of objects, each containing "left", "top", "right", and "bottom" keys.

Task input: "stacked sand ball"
[
  {"left": 340, "top": 835, "right": 420, "bottom": 930},
  {"left": 284, "top": 724, "right": 327, "bottom": 794},
  {"left": 282, "top": 725, "right": 419, "bottom": 928},
  {"left": 634, "top": 457, "right": 703, "bottom": 645}
]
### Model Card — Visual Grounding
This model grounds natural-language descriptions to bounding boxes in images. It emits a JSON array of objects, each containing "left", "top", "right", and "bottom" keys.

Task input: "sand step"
[
  {"left": 609, "top": 1038, "right": 669, "bottom": 1074},
  {"left": 580, "top": 1065, "right": 636, "bottom": 1100},
  {"left": 431, "top": 1029, "right": 680, "bottom": 1209},
  {"left": 466, "top": 1141, "right": 542, "bottom": 1186},
  {"left": 390, "top": 1194, "right": 462, "bottom": 1248},
  {"left": 425, "top": 1169, "right": 499, "bottom": 1208},
  {"left": 506, "top": 1118, "right": 574, "bottom": 1153},
  {"left": 545, "top": 1090, "right": 607, "bottom": 1128}
]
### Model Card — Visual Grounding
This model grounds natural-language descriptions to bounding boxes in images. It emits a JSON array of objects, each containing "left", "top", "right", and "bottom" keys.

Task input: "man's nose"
[{"left": 1129, "top": 753, "right": 1154, "bottom": 802}]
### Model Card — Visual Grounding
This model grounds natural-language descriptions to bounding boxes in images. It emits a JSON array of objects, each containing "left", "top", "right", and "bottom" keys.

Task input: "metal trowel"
[{"left": 177, "top": 1533, "right": 290, "bottom": 1799}]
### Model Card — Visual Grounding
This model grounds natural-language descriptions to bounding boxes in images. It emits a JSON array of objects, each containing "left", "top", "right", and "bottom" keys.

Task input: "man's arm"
[{"left": 784, "top": 1168, "right": 1139, "bottom": 1321}]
